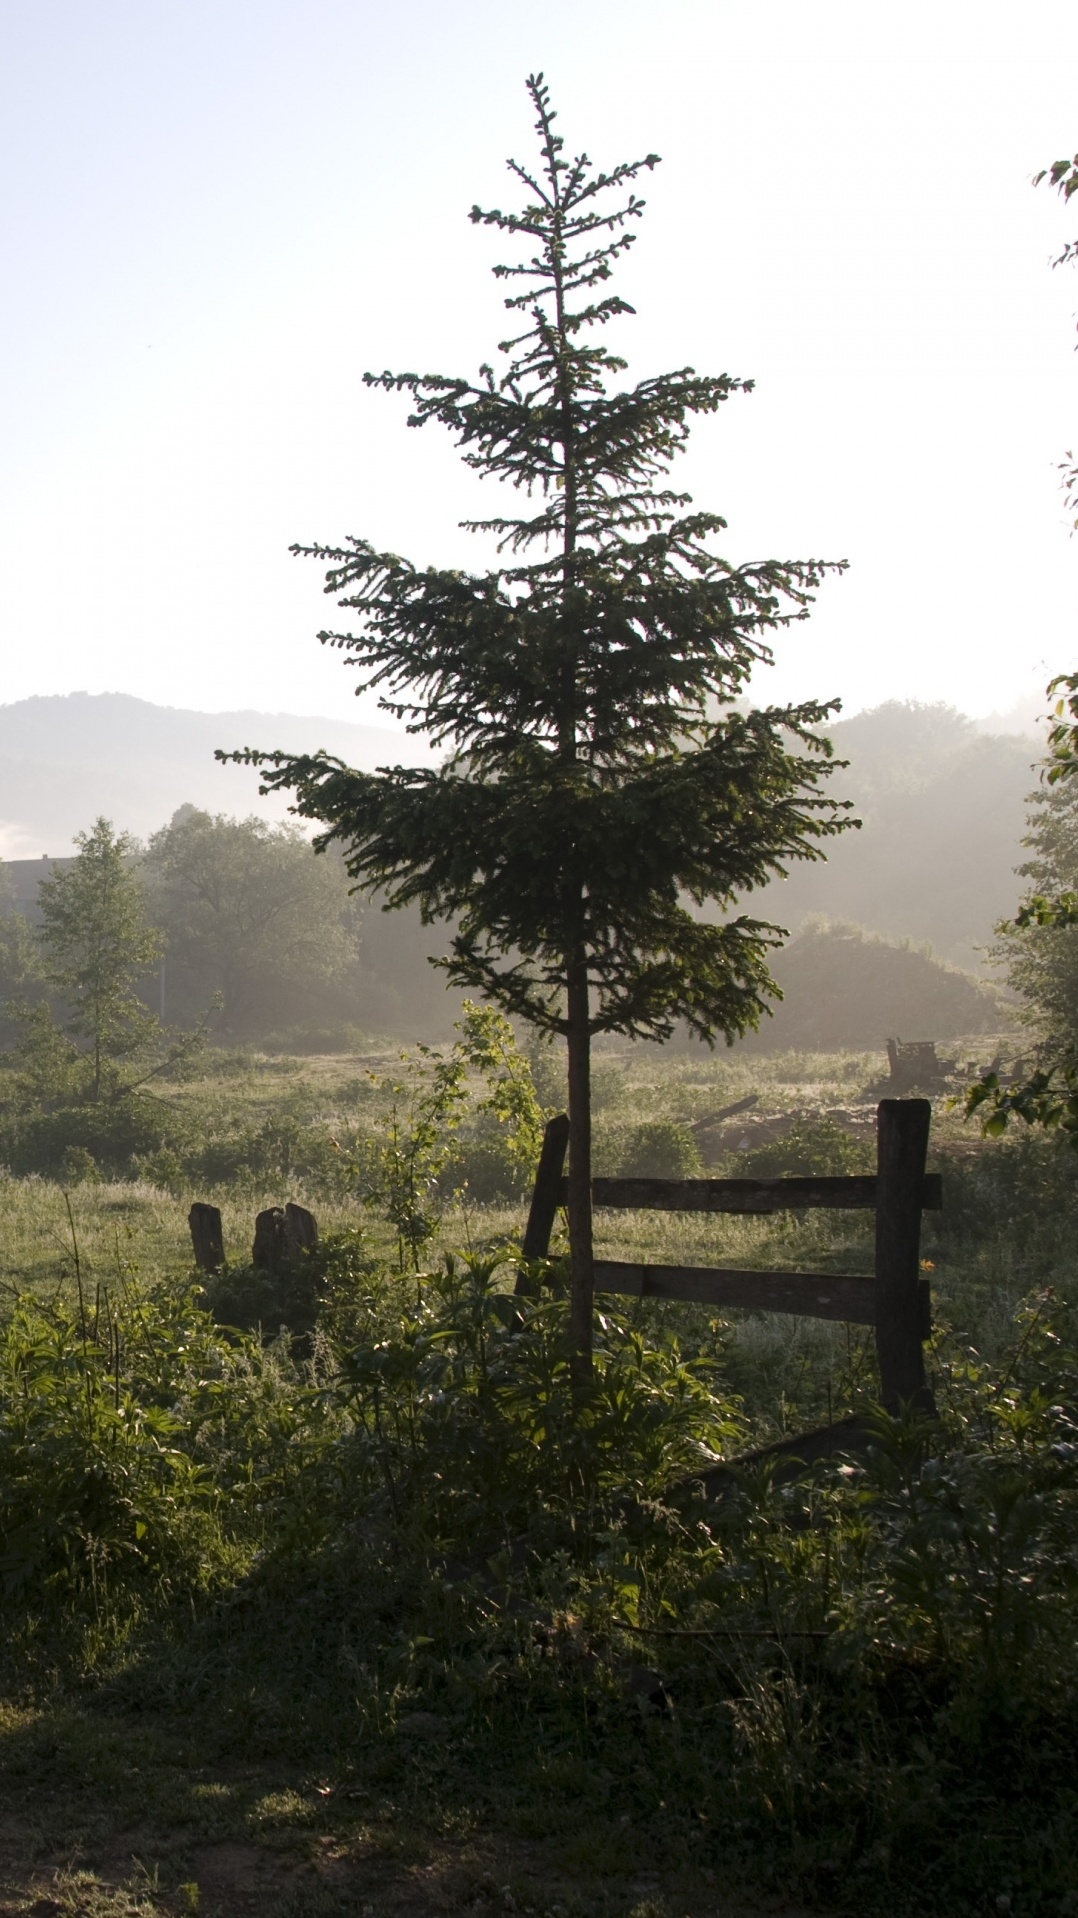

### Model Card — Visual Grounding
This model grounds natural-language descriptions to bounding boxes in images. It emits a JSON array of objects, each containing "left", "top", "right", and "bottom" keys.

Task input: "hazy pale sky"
[{"left": 1, "top": 0, "right": 1076, "bottom": 730}]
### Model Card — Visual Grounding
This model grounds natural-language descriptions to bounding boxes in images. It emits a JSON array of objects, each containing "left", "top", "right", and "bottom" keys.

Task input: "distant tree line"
[
  {"left": 0, "top": 790, "right": 1023, "bottom": 1084},
  {"left": 0, "top": 808, "right": 462, "bottom": 1056}
]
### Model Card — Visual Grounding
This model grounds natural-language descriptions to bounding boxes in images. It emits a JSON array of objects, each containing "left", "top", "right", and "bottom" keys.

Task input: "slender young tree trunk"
[
  {"left": 547, "top": 160, "right": 594, "bottom": 1377},
  {"left": 565, "top": 946, "right": 594, "bottom": 1378}
]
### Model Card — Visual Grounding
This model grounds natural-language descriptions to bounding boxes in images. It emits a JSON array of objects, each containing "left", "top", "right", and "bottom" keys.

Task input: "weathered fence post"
[
  {"left": 284, "top": 1202, "right": 319, "bottom": 1255},
  {"left": 252, "top": 1206, "right": 287, "bottom": 1271},
  {"left": 874, "top": 1098, "right": 934, "bottom": 1413},
  {"left": 188, "top": 1202, "right": 224, "bottom": 1273},
  {"left": 516, "top": 1113, "right": 570, "bottom": 1296}
]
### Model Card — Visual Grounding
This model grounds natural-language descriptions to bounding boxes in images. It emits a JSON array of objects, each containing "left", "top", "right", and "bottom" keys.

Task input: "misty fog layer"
[
  {"left": 0, "top": 692, "right": 435, "bottom": 859},
  {"left": 0, "top": 695, "right": 1037, "bottom": 1049}
]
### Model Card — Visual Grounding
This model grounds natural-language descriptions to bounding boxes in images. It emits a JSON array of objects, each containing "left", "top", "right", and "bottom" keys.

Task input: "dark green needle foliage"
[{"left": 231, "top": 76, "right": 854, "bottom": 1363}]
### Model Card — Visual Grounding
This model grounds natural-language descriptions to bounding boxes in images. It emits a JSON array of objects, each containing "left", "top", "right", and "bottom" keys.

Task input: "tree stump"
[
  {"left": 284, "top": 1202, "right": 318, "bottom": 1255},
  {"left": 252, "top": 1207, "right": 287, "bottom": 1271},
  {"left": 188, "top": 1202, "right": 224, "bottom": 1273}
]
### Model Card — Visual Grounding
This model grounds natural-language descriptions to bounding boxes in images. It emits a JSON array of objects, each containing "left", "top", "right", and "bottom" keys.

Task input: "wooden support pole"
[
  {"left": 188, "top": 1202, "right": 224, "bottom": 1274},
  {"left": 874, "top": 1099, "right": 934, "bottom": 1412},
  {"left": 516, "top": 1113, "right": 570, "bottom": 1296}
]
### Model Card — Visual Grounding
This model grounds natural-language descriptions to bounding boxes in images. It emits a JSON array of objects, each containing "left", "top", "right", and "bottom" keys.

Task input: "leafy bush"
[
  {"left": 204, "top": 1256, "right": 323, "bottom": 1345},
  {"left": 59, "top": 1144, "right": 101, "bottom": 1184},
  {"left": 0, "top": 1266, "right": 347, "bottom": 1663},
  {"left": 1, "top": 1097, "right": 170, "bottom": 1180},
  {"left": 592, "top": 1118, "right": 701, "bottom": 1178},
  {"left": 450, "top": 1113, "right": 531, "bottom": 1202},
  {"left": 131, "top": 1105, "right": 353, "bottom": 1200},
  {"left": 617, "top": 1119, "right": 702, "bottom": 1179},
  {"left": 325, "top": 1250, "right": 739, "bottom": 1543},
  {"left": 0, "top": 1283, "right": 236, "bottom": 1632},
  {"left": 732, "top": 1112, "right": 874, "bottom": 1178},
  {"left": 341, "top": 1004, "right": 547, "bottom": 1264},
  {"left": 0, "top": 1206, "right": 1076, "bottom": 1911}
]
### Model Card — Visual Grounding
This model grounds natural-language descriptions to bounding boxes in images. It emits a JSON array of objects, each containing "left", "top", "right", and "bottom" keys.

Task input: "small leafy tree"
[
  {"left": 30, "top": 818, "right": 163, "bottom": 1104},
  {"left": 144, "top": 808, "right": 358, "bottom": 1034},
  {"left": 454, "top": 999, "right": 547, "bottom": 1185},
  {"left": 359, "top": 1041, "right": 470, "bottom": 1271},
  {"left": 232, "top": 77, "right": 853, "bottom": 1366},
  {"left": 969, "top": 676, "right": 1078, "bottom": 1143},
  {"left": 356, "top": 1002, "right": 545, "bottom": 1269},
  {"left": 967, "top": 152, "right": 1078, "bottom": 1142}
]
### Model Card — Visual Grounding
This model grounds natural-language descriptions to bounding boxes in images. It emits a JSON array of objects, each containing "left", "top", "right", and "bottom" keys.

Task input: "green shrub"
[
  {"left": 592, "top": 1118, "right": 702, "bottom": 1178},
  {"left": 0, "top": 1269, "right": 346, "bottom": 1659},
  {"left": 1, "top": 1098, "right": 170, "bottom": 1179},
  {"left": 450, "top": 1114, "right": 531, "bottom": 1202},
  {"left": 1, "top": 1203, "right": 1076, "bottom": 1913},
  {"left": 733, "top": 1111, "right": 874, "bottom": 1178},
  {"left": 205, "top": 1254, "right": 323, "bottom": 1344},
  {"left": 617, "top": 1119, "right": 702, "bottom": 1179},
  {"left": 59, "top": 1144, "right": 100, "bottom": 1185},
  {"left": 0, "top": 1285, "right": 231, "bottom": 1630},
  {"left": 134, "top": 1112, "right": 351, "bottom": 1200}
]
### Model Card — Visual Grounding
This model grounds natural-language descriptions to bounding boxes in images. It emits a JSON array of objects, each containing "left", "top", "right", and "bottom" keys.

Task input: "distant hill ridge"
[
  {"left": 0, "top": 691, "right": 432, "bottom": 858},
  {"left": 0, "top": 691, "right": 1043, "bottom": 967},
  {"left": 764, "top": 701, "right": 1040, "bottom": 968}
]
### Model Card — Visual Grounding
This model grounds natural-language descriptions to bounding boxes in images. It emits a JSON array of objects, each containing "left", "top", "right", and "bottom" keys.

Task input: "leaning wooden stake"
[
  {"left": 516, "top": 1113, "right": 570, "bottom": 1296},
  {"left": 874, "top": 1099, "right": 934, "bottom": 1413}
]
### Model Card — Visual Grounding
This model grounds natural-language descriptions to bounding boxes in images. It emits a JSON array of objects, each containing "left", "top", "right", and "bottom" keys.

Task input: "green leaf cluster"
[{"left": 347, "top": 1002, "right": 546, "bottom": 1266}]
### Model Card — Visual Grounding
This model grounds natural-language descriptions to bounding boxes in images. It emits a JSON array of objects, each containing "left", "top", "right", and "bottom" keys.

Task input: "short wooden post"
[
  {"left": 188, "top": 1202, "right": 224, "bottom": 1273},
  {"left": 252, "top": 1206, "right": 287, "bottom": 1271},
  {"left": 284, "top": 1202, "right": 319, "bottom": 1255},
  {"left": 516, "top": 1113, "right": 570, "bottom": 1296},
  {"left": 874, "top": 1099, "right": 934, "bottom": 1412}
]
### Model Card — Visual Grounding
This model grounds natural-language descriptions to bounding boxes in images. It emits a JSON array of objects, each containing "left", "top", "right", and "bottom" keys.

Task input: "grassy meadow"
[
  {"left": 1, "top": 1028, "right": 1058, "bottom": 1427},
  {"left": 0, "top": 1032, "right": 1075, "bottom": 1918}
]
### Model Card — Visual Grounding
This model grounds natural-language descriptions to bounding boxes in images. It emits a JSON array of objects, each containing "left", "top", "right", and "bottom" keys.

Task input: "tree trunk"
[{"left": 565, "top": 949, "right": 594, "bottom": 1377}]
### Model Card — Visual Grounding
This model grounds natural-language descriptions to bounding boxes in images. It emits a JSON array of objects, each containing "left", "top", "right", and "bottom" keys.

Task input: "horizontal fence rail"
[
  {"left": 559, "top": 1173, "right": 943, "bottom": 1215},
  {"left": 520, "top": 1100, "right": 939, "bottom": 1415},
  {"left": 594, "top": 1260, "right": 878, "bottom": 1323},
  {"left": 592, "top": 1259, "right": 932, "bottom": 1333}
]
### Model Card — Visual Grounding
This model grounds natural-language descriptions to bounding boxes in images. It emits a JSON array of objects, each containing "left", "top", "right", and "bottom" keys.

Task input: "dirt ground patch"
[{"left": 0, "top": 1805, "right": 819, "bottom": 1918}]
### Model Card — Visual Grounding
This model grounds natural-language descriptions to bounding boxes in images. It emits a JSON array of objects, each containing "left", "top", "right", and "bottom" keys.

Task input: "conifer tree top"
[
  {"left": 229, "top": 76, "right": 853, "bottom": 1050},
  {"left": 289, "top": 74, "right": 843, "bottom": 769}
]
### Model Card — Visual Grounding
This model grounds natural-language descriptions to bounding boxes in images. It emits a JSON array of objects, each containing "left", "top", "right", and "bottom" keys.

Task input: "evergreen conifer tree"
[
  {"left": 35, "top": 818, "right": 162, "bottom": 1104},
  {"left": 232, "top": 77, "right": 854, "bottom": 1367}
]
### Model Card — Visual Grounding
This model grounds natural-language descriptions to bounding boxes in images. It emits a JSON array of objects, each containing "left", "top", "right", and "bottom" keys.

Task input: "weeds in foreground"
[
  {"left": 1, "top": 1039, "right": 1077, "bottom": 1911},
  {"left": 0, "top": 1240, "right": 1074, "bottom": 1912}
]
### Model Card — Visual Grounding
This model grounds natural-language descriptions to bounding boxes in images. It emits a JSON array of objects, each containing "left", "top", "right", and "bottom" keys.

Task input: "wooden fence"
[{"left": 517, "top": 1098, "right": 940, "bottom": 1413}]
